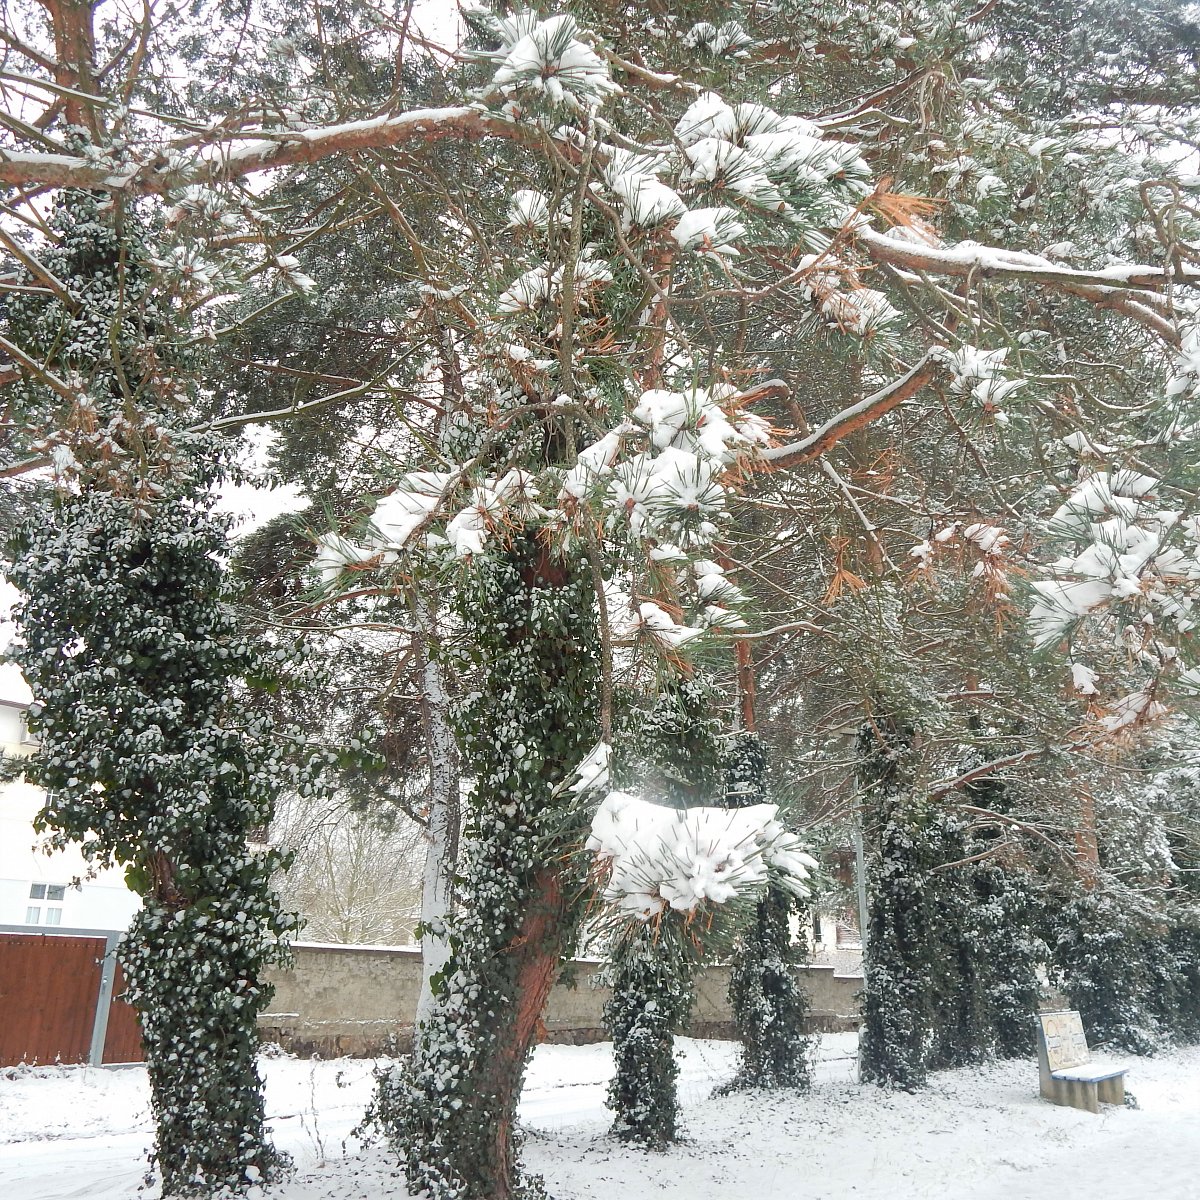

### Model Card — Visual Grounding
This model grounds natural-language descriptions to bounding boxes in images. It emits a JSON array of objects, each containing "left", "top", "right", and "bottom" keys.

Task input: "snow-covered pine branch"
[{"left": 587, "top": 790, "right": 816, "bottom": 920}]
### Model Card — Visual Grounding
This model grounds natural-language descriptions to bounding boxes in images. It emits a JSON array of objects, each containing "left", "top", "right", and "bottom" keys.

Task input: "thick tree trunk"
[
  {"left": 481, "top": 868, "right": 567, "bottom": 1198},
  {"left": 375, "top": 542, "right": 599, "bottom": 1200}
]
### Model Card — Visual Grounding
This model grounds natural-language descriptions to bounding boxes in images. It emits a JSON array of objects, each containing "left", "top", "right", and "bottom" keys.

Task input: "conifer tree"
[{"left": 3, "top": 5, "right": 1200, "bottom": 1193}]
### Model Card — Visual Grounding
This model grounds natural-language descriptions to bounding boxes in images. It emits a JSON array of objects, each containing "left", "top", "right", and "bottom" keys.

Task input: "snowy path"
[{"left": 1, "top": 1035, "right": 1197, "bottom": 1199}]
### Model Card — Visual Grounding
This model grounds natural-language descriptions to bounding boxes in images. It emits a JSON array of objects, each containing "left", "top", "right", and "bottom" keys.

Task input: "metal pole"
[{"left": 87, "top": 933, "right": 120, "bottom": 1066}]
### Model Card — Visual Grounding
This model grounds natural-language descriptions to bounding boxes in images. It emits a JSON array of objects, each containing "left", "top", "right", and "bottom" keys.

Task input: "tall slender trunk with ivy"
[
  {"left": 970, "top": 860, "right": 1041, "bottom": 1060},
  {"left": 924, "top": 813, "right": 995, "bottom": 1069},
  {"left": 600, "top": 676, "right": 724, "bottom": 1144},
  {"left": 857, "top": 708, "right": 940, "bottom": 1090},
  {"left": 858, "top": 715, "right": 1043, "bottom": 1086},
  {"left": 604, "top": 930, "right": 697, "bottom": 1147},
  {"left": 368, "top": 540, "right": 599, "bottom": 1200},
  {"left": 951, "top": 771, "right": 1041, "bottom": 1062},
  {"left": 723, "top": 731, "right": 813, "bottom": 1090},
  {"left": 4, "top": 189, "right": 309, "bottom": 1195}
]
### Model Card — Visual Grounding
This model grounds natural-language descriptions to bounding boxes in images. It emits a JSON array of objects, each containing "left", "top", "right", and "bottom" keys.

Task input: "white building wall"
[
  {"left": 0, "top": 702, "right": 26, "bottom": 750},
  {"left": 0, "top": 697, "right": 140, "bottom": 933}
]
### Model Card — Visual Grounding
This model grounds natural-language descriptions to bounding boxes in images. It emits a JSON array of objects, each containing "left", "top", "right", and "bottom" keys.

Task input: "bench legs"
[
  {"left": 1069, "top": 1079, "right": 1100, "bottom": 1114},
  {"left": 1041, "top": 1076, "right": 1123, "bottom": 1113},
  {"left": 1041, "top": 1076, "right": 1096, "bottom": 1113}
]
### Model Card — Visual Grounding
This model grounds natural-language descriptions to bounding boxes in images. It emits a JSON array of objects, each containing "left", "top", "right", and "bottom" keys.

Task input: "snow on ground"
[{"left": 2, "top": 1034, "right": 1198, "bottom": 1199}]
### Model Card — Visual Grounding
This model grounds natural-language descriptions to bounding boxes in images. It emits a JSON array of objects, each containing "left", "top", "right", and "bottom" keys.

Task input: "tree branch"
[
  {"left": 0, "top": 106, "right": 537, "bottom": 194},
  {"left": 762, "top": 353, "right": 938, "bottom": 470},
  {"left": 858, "top": 226, "right": 1186, "bottom": 345}
]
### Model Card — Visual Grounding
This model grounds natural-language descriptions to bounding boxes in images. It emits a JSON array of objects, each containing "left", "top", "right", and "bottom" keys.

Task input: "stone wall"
[{"left": 260, "top": 942, "right": 863, "bottom": 1058}]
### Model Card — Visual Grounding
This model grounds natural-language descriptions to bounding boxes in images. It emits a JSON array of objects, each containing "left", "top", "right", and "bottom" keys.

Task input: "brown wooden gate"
[
  {"left": 102, "top": 960, "right": 145, "bottom": 1064},
  {"left": 0, "top": 932, "right": 144, "bottom": 1066}
]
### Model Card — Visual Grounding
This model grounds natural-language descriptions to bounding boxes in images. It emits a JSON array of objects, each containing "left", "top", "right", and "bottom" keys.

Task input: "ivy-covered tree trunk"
[
  {"left": 1051, "top": 889, "right": 1164, "bottom": 1054},
  {"left": 723, "top": 732, "right": 813, "bottom": 1090},
  {"left": 857, "top": 710, "right": 940, "bottom": 1090},
  {"left": 859, "top": 715, "right": 1043, "bottom": 1084},
  {"left": 370, "top": 541, "right": 599, "bottom": 1200},
  {"left": 726, "top": 887, "right": 814, "bottom": 1089},
  {"left": 4, "top": 189, "right": 306, "bottom": 1197},
  {"left": 956, "top": 767, "right": 1041, "bottom": 1060},
  {"left": 12, "top": 485, "right": 299, "bottom": 1195},
  {"left": 600, "top": 675, "right": 725, "bottom": 1143},
  {"left": 1165, "top": 923, "right": 1200, "bottom": 1044},
  {"left": 966, "top": 861, "right": 1041, "bottom": 1060},
  {"left": 926, "top": 815, "right": 995, "bottom": 1070},
  {"left": 604, "top": 930, "right": 696, "bottom": 1147}
]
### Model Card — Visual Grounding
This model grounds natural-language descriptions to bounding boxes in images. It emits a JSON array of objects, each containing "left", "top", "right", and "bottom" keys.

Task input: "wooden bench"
[{"left": 1035, "top": 1009, "right": 1127, "bottom": 1113}]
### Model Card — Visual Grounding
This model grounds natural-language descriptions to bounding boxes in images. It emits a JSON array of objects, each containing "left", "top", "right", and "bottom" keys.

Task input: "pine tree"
[{"left": 4, "top": 5, "right": 1199, "bottom": 1195}]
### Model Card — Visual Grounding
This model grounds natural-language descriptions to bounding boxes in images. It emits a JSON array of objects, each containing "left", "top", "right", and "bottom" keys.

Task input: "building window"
[
  {"left": 27, "top": 883, "right": 66, "bottom": 925},
  {"left": 19, "top": 713, "right": 38, "bottom": 745}
]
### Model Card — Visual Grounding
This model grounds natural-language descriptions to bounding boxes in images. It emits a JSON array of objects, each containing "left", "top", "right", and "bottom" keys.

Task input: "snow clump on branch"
[
  {"left": 673, "top": 93, "right": 872, "bottom": 228},
  {"left": 603, "top": 151, "right": 687, "bottom": 230},
  {"left": 560, "top": 384, "right": 770, "bottom": 537},
  {"left": 495, "top": 251, "right": 614, "bottom": 314},
  {"left": 683, "top": 20, "right": 756, "bottom": 58},
  {"left": 479, "top": 11, "right": 621, "bottom": 111},
  {"left": 1027, "top": 448, "right": 1200, "bottom": 731},
  {"left": 587, "top": 791, "right": 816, "bottom": 919},
  {"left": 943, "top": 344, "right": 1025, "bottom": 421},
  {"left": 1030, "top": 467, "right": 1182, "bottom": 647}
]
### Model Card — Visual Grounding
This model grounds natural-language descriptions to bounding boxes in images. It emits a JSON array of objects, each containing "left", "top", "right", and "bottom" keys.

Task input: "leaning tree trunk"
[{"left": 369, "top": 540, "right": 599, "bottom": 1200}]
